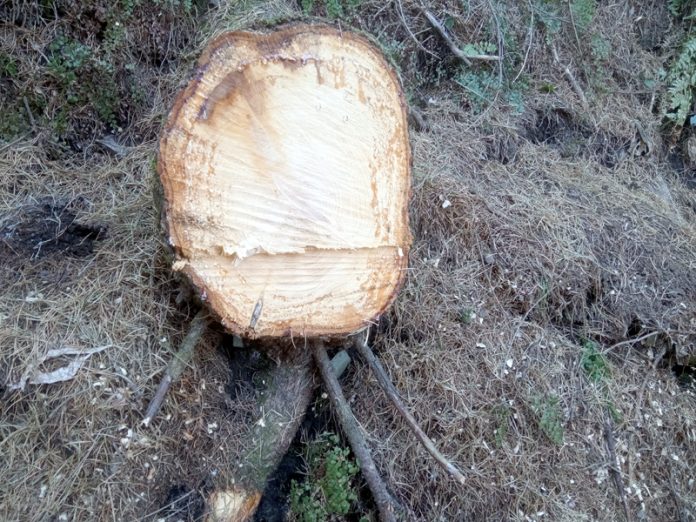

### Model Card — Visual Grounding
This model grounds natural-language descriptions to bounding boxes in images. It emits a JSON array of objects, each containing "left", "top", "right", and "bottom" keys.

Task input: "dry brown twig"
[
  {"left": 550, "top": 43, "right": 589, "bottom": 109},
  {"left": 485, "top": 0, "right": 504, "bottom": 84},
  {"left": 354, "top": 333, "right": 466, "bottom": 485},
  {"left": 142, "top": 309, "right": 209, "bottom": 427},
  {"left": 422, "top": 9, "right": 500, "bottom": 66},
  {"left": 603, "top": 416, "right": 631, "bottom": 522},
  {"left": 395, "top": 0, "right": 440, "bottom": 60},
  {"left": 313, "top": 340, "right": 401, "bottom": 522}
]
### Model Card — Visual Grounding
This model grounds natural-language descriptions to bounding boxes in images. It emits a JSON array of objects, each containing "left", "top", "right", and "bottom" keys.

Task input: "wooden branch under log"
[
  {"left": 206, "top": 352, "right": 315, "bottom": 522},
  {"left": 354, "top": 334, "right": 466, "bottom": 485},
  {"left": 313, "top": 340, "right": 402, "bottom": 522},
  {"left": 143, "top": 309, "right": 209, "bottom": 427}
]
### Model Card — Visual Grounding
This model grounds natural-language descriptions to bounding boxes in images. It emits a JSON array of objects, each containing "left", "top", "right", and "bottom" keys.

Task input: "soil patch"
[{"left": 0, "top": 198, "right": 105, "bottom": 260}]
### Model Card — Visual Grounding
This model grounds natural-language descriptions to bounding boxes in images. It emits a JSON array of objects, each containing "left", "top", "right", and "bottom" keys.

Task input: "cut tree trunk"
[
  {"left": 158, "top": 23, "right": 412, "bottom": 339},
  {"left": 158, "top": 23, "right": 413, "bottom": 522}
]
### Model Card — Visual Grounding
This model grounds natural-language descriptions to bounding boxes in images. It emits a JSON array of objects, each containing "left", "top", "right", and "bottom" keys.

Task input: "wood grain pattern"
[{"left": 159, "top": 24, "right": 411, "bottom": 338}]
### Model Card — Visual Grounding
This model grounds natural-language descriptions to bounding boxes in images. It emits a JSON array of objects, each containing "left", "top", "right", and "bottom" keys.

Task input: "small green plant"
[
  {"left": 461, "top": 41, "right": 497, "bottom": 58},
  {"left": 0, "top": 104, "right": 30, "bottom": 140},
  {"left": 664, "top": 34, "right": 696, "bottom": 127},
  {"left": 535, "top": 0, "right": 595, "bottom": 35},
  {"left": 46, "top": 35, "right": 121, "bottom": 130},
  {"left": 569, "top": 0, "right": 597, "bottom": 31},
  {"left": 458, "top": 307, "right": 474, "bottom": 325},
  {"left": 535, "top": 0, "right": 562, "bottom": 35},
  {"left": 603, "top": 400, "right": 623, "bottom": 424},
  {"left": 661, "top": 0, "right": 696, "bottom": 130},
  {"left": 532, "top": 395, "right": 564, "bottom": 445},
  {"left": 581, "top": 340, "right": 610, "bottom": 383},
  {"left": 590, "top": 34, "right": 611, "bottom": 62},
  {"left": 301, "top": 0, "right": 315, "bottom": 13},
  {"left": 300, "top": 0, "right": 361, "bottom": 18},
  {"left": 47, "top": 35, "right": 92, "bottom": 90},
  {"left": 669, "top": 0, "right": 696, "bottom": 17},
  {"left": 289, "top": 433, "right": 361, "bottom": 521},
  {"left": 0, "top": 52, "right": 18, "bottom": 78},
  {"left": 455, "top": 67, "right": 526, "bottom": 114},
  {"left": 325, "top": 0, "right": 344, "bottom": 18},
  {"left": 492, "top": 404, "right": 511, "bottom": 447}
]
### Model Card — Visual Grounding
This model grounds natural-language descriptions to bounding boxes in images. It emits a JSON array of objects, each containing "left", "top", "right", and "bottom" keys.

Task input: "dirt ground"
[{"left": 1, "top": 1, "right": 695, "bottom": 521}]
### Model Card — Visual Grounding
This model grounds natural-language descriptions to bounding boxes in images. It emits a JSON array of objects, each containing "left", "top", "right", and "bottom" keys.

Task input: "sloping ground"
[{"left": 1, "top": 1, "right": 695, "bottom": 521}]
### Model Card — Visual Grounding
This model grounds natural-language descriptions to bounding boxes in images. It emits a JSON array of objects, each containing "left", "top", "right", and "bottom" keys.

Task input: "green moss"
[
  {"left": 492, "top": 404, "right": 511, "bottom": 447},
  {"left": 0, "top": 52, "right": 18, "bottom": 78},
  {"left": 0, "top": 105, "right": 30, "bottom": 141}
]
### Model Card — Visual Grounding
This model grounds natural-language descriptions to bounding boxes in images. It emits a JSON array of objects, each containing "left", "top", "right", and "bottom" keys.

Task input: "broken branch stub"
[{"left": 158, "top": 24, "right": 412, "bottom": 339}]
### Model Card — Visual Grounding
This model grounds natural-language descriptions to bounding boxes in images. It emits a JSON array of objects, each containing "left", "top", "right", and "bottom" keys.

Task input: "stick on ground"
[
  {"left": 206, "top": 352, "right": 315, "bottom": 522},
  {"left": 313, "top": 340, "right": 400, "bottom": 522},
  {"left": 604, "top": 415, "right": 631, "bottom": 522},
  {"left": 354, "top": 335, "right": 466, "bottom": 485},
  {"left": 143, "top": 309, "right": 209, "bottom": 427},
  {"left": 423, "top": 9, "right": 500, "bottom": 65},
  {"left": 550, "top": 44, "right": 588, "bottom": 109}
]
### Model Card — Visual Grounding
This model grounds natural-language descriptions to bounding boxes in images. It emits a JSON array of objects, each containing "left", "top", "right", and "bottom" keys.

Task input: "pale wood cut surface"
[{"left": 159, "top": 24, "right": 411, "bottom": 337}]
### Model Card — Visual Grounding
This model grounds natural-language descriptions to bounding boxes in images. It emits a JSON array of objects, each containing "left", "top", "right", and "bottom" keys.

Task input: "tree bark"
[{"left": 206, "top": 351, "right": 314, "bottom": 522}]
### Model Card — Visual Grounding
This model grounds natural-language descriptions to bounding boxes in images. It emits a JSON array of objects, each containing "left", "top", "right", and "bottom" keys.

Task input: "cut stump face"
[{"left": 159, "top": 24, "right": 411, "bottom": 338}]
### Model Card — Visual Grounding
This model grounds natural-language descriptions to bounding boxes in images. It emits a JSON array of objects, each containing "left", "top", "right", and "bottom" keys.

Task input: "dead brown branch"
[
  {"left": 143, "top": 309, "right": 209, "bottom": 427},
  {"left": 313, "top": 340, "right": 400, "bottom": 522},
  {"left": 550, "top": 44, "right": 588, "bottom": 109},
  {"left": 604, "top": 416, "right": 631, "bottom": 522},
  {"left": 422, "top": 9, "right": 500, "bottom": 66},
  {"left": 354, "top": 334, "right": 466, "bottom": 486}
]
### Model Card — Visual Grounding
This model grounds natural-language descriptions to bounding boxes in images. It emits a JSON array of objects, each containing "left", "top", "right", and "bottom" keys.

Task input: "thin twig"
[
  {"left": 604, "top": 416, "right": 631, "bottom": 522},
  {"left": 143, "top": 309, "right": 209, "bottom": 427},
  {"left": 566, "top": 0, "right": 582, "bottom": 51},
  {"left": 422, "top": 9, "right": 500, "bottom": 65},
  {"left": 354, "top": 334, "right": 466, "bottom": 485},
  {"left": 550, "top": 43, "right": 588, "bottom": 109},
  {"left": 486, "top": 0, "right": 504, "bottom": 85},
  {"left": 513, "top": 1, "right": 535, "bottom": 84},
  {"left": 604, "top": 331, "right": 661, "bottom": 354},
  {"left": 23, "top": 96, "right": 36, "bottom": 129},
  {"left": 396, "top": 0, "right": 440, "bottom": 60},
  {"left": 313, "top": 340, "right": 400, "bottom": 522}
]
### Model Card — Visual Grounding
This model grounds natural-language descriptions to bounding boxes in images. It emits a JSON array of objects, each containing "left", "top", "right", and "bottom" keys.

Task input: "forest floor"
[{"left": 1, "top": 1, "right": 695, "bottom": 521}]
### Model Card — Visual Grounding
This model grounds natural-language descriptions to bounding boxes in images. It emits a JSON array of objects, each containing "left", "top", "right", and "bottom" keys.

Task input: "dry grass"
[{"left": 1, "top": 0, "right": 696, "bottom": 521}]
